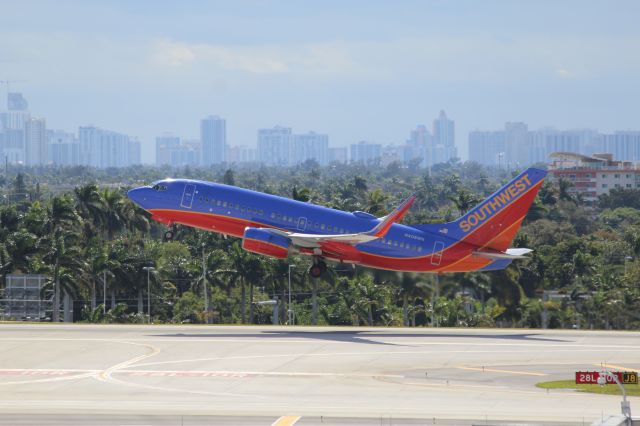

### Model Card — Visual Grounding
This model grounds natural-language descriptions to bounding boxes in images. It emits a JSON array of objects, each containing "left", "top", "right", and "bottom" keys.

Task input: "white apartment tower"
[
  {"left": 25, "top": 118, "right": 47, "bottom": 166},
  {"left": 257, "top": 126, "right": 292, "bottom": 166},
  {"left": 200, "top": 115, "right": 226, "bottom": 165}
]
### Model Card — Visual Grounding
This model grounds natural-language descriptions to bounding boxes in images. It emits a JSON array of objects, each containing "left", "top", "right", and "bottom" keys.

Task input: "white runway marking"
[
  {"left": 0, "top": 368, "right": 403, "bottom": 379},
  {"left": 456, "top": 366, "right": 548, "bottom": 376}
]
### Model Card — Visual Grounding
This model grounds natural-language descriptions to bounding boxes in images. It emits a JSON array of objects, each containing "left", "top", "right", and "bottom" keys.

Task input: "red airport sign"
[{"left": 575, "top": 371, "right": 638, "bottom": 385}]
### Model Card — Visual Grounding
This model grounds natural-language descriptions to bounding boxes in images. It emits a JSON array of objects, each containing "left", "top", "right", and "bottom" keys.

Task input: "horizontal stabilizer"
[
  {"left": 367, "top": 194, "right": 416, "bottom": 238},
  {"left": 473, "top": 248, "right": 533, "bottom": 260}
]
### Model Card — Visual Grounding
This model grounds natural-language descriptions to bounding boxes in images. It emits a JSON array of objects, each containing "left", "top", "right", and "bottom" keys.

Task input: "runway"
[{"left": 0, "top": 324, "right": 638, "bottom": 425}]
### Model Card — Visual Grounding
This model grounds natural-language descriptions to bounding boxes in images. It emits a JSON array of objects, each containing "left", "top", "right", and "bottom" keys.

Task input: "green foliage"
[
  {"left": 173, "top": 291, "right": 204, "bottom": 323},
  {"left": 0, "top": 162, "right": 639, "bottom": 329}
]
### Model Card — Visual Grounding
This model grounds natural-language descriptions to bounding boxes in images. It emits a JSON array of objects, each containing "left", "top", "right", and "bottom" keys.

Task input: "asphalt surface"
[{"left": 0, "top": 324, "right": 638, "bottom": 425}]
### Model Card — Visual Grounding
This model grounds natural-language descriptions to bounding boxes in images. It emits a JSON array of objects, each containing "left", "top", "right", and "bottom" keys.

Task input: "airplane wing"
[{"left": 270, "top": 194, "right": 417, "bottom": 249}]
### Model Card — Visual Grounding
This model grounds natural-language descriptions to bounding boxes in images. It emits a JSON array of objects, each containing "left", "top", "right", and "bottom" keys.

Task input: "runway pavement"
[{"left": 0, "top": 324, "right": 638, "bottom": 425}]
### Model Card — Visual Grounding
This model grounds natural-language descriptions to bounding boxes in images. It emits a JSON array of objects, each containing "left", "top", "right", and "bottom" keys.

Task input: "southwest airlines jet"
[{"left": 128, "top": 168, "right": 546, "bottom": 278}]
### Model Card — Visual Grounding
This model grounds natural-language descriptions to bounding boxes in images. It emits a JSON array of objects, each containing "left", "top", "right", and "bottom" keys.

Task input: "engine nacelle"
[{"left": 242, "top": 227, "right": 291, "bottom": 259}]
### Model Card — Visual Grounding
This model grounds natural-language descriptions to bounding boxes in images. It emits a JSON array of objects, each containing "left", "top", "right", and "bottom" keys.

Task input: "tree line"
[{"left": 0, "top": 159, "right": 639, "bottom": 329}]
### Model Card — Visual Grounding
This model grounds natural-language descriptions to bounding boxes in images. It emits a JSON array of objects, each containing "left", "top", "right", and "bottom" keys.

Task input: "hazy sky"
[{"left": 1, "top": 0, "right": 639, "bottom": 163}]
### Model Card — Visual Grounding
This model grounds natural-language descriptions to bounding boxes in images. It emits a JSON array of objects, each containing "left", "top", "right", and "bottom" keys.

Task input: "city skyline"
[
  {"left": 3, "top": 89, "right": 640, "bottom": 169},
  {"left": 1, "top": 1, "right": 638, "bottom": 162}
]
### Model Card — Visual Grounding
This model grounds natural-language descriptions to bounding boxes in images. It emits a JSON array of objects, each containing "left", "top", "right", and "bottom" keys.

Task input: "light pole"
[
  {"left": 598, "top": 371, "right": 632, "bottom": 422},
  {"left": 431, "top": 273, "right": 440, "bottom": 327},
  {"left": 102, "top": 270, "right": 107, "bottom": 315},
  {"left": 202, "top": 243, "right": 209, "bottom": 324},
  {"left": 143, "top": 266, "right": 154, "bottom": 323},
  {"left": 624, "top": 256, "right": 633, "bottom": 275},
  {"left": 288, "top": 264, "right": 296, "bottom": 325}
]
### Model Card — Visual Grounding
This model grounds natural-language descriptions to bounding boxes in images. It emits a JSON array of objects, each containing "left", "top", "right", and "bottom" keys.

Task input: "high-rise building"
[
  {"left": 350, "top": 141, "right": 381, "bottom": 164},
  {"left": 7, "top": 93, "right": 28, "bottom": 111},
  {"left": 48, "top": 130, "right": 79, "bottom": 166},
  {"left": 200, "top": 115, "right": 226, "bottom": 165},
  {"left": 469, "top": 123, "right": 616, "bottom": 168},
  {"left": 78, "top": 126, "right": 138, "bottom": 168},
  {"left": 156, "top": 135, "right": 200, "bottom": 167},
  {"left": 406, "top": 125, "right": 431, "bottom": 167},
  {"left": 468, "top": 131, "right": 506, "bottom": 166},
  {"left": 432, "top": 110, "right": 457, "bottom": 163},
  {"left": 291, "top": 131, "right": 329, "bottom": 165},
  {"left": 602, "top": 132, "right": 640, "bottom": 162},
  {"left": 156, "top": 134, "right": 181, "bottom": 166},
  {"left": 0, "top": 93, "right": 30, "bottom": 164},
  {"left": 257, "top": 126, "right": 292, "bottom": 166},
  {"left": 328, "top": 147, "right": 348, "bottom": 164},
  {"left": 128, "top": 138, "right": 141, "bottom": 166},
  {"left": 227, "top": 145, "right": 256, "bottom": 164},
  {"left": 504, "top": 122, "right": 528, "bottom": 167},
  {"left": 24, "top": 118, "right": 47, "bottom": 166}
]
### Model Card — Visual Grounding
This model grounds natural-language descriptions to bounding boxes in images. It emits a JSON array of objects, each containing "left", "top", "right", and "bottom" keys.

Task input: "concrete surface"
[{"left": 0, "top": 324, "right": 638, "bottom": 425}]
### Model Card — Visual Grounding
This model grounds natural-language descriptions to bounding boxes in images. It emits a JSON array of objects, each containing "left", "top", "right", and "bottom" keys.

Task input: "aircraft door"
[
  {"left": 430, "top": 241, "right": 445, "bottom": 266},
  {"left": 297, "top": 217, "right": 307, "bottom": 231},
  {"left": 180, "top": 184, "right": 196, "bottom": 209}
]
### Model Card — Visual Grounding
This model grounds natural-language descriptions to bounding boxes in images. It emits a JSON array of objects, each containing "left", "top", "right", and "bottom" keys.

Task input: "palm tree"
[
  {"left": 215, "top": 242, "right": 263, "bottom": 323},
  {"left": 448, "top": 188, "right": 480, "bottom": 217},
  {"left": 102, "top": 189, "right": 128, "bottom": 241},
  {"left": 292, "top": 187, "right": 312, "bottom": 202},
  {"left": 397, "top": 272, "right": 429, "bottom": 326},
  {"left": 557, "top": 178, "right": 576, "bottom": 203},
  {"left": 365, "top": 189, "right": 389, "bottom": 216},
  {"left": 41, "top": 195, "right": 81, "bottom": 322},
  {"left": 74, "top": 184, "right": 105, "bottom": 238},
  {"left": 42, "top": 230, "right": 85, "bottom": 322}
]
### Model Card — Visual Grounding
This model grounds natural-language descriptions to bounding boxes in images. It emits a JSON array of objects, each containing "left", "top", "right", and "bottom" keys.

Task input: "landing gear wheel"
[
  {"left": 309, "top": 260, "right": 327, "bottom": 278},
  {"left": 164, "top": 230, "right": 174, "bottom": 241}
]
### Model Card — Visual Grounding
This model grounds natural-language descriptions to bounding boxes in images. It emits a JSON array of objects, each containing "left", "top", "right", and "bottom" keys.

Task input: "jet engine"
[{"left": 242, "top": 227, "right": 291, "bottom": 259}]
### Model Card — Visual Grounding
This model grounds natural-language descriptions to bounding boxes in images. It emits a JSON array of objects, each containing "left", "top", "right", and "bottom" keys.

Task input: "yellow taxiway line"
[
  {"left": 594, "top": 363, "right": 638, "bottom": 372},
  {"left": 272, "top": 416, "right": 301, "bottom": 426}
]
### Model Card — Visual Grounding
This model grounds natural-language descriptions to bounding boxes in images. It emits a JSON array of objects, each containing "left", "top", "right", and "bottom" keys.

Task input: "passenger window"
[
  {"left": 216, "top": 200, "right": 221, "bottom": 206},
  {"left": 321, "top": 224, "right": 326, "bottom": 230}
]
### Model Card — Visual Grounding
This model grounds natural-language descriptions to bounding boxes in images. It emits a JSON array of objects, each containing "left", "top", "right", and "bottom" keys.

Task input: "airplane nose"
[{"left": 127, "top": 187, "right": 148, "bottom": 208}]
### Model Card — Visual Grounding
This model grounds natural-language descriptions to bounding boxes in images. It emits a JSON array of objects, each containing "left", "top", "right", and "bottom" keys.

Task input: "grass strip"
[{"left": 536, "top": 380, "right": 640, "bottom": 396}]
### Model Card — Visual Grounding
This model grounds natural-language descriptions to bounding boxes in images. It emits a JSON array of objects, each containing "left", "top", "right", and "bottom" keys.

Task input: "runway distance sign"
[{"left": 575, "top": 371, "right": 638, "bottom": 385}]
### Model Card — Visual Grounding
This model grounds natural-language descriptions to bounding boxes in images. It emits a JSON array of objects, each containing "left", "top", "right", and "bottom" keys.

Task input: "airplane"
[{"left": 127, "top": 167, "right": 546, "bottom": 278}]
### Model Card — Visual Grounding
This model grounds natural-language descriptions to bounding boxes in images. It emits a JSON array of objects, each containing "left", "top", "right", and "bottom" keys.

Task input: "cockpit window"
[{"left": 152, "top": 184, "right": 168, "bottom": 191}]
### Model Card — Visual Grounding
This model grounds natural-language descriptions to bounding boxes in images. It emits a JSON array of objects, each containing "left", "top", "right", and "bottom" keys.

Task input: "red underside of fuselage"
[{"left": 149, "top": 180, "right": 539, "bottom": 273}]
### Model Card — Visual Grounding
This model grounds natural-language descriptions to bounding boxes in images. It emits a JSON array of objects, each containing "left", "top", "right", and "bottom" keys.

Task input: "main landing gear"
[
  {"left": 308, "top": 259, "right": 327, "bottom": 279},
  {"left": 164, "top": 225, "right": 178, "bottom": 241}
]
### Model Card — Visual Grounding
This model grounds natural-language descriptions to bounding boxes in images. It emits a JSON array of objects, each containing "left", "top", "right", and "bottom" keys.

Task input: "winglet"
[{"left": 368, "top": 194, "right": 416, "bottom": 238}]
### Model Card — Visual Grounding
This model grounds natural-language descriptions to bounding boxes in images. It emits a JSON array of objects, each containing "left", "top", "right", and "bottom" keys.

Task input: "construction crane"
[
  {"left": 0, "top": 80, "right": 27, "bottom": 93},
  {"left": 0, "top": 80, "right": 27, "bottom": 110}
]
